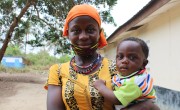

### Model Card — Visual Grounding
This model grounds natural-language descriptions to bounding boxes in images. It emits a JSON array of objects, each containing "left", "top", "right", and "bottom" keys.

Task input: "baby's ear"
[{"left": 142, "top": 59, "right": 148, "bottom": 69}]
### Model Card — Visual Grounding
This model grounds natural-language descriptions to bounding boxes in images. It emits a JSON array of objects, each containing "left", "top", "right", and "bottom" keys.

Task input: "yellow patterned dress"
[{"left": 44, "top": 58, "right": 116, "bottom": 110}]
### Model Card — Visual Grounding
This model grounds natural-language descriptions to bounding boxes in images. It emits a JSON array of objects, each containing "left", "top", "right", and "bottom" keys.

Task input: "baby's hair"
[{"left": 119, "top": 37, "right": 149, "bottom": 59}]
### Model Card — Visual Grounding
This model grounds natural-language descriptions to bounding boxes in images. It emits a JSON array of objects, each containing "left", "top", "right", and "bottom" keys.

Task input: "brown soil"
[{"left": 0, "top": 73, "right": 48, "bottom": 110}]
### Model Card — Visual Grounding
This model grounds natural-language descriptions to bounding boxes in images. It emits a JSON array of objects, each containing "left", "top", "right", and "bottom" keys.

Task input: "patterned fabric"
[
  {"left": 44, "top": 58, "right": 116, "bottom": 110},
  {"left": 112, "top": 69, "right": 156, "bottom": 106}
]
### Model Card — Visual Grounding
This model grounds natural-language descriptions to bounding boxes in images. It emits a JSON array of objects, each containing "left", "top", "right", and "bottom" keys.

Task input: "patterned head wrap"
[{"left": 63, "top": 4, "right": 107, "bottom": 48}]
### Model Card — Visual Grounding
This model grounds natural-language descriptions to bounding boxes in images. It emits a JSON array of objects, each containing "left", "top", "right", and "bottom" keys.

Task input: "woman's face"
[{"left": 68, "top": 16, "right": 100, "bottom": 49}]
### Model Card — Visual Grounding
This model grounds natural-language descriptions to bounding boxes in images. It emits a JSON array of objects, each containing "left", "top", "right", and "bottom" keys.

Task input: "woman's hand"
[{"left": 121, "top": 99, "right": 160, "bottom": 110}]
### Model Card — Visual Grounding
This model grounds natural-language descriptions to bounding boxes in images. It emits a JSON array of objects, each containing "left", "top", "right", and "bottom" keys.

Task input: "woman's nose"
[{"left": 79, "top": 31, "right": 89, "bottom": 40}]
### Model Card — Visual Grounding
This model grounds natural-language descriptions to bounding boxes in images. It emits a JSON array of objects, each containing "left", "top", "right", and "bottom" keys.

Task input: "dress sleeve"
[
  {"left": 44, "top": 64, "right": 62, "bottom": 90},
  {"left": 113, "top": 81, "right": 142, "bottom": 106}
]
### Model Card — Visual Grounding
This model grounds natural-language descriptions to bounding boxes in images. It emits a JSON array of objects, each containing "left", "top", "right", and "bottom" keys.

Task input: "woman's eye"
[
  {"left": 87, "top": 28, "right": 95, "bottom": 33},
  {"left": 72, "top": 29, "right": 80, "bottom": 34}
]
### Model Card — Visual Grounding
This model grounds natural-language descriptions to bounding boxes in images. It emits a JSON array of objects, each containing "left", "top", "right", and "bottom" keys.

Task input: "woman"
[{"left": 44, "top": 4, "right": 160, "bottom": 110}]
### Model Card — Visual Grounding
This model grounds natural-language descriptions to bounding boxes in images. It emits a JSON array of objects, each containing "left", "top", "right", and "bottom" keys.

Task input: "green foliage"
[
  {"left": 24, "top": 50, "right": 72, "bottom": 66},
  {"left": 25, "top": 50, "right": 58, "bottom": 66},
  {"left": 5, "top": 44, "right": 22, "bottom": 56},
  {"left": 59, "top": 54, "right": 72, "bottom": 63}
]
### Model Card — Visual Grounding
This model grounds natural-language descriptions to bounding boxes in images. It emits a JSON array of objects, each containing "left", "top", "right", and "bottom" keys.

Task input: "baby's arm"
[{"left": 93, "top": 79, "right": 120, "bottom": 105}]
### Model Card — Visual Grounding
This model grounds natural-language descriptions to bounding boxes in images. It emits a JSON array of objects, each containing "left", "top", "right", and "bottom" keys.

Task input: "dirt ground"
[{"left": 0, "top": 73, "right": 48, "bottom": 110}]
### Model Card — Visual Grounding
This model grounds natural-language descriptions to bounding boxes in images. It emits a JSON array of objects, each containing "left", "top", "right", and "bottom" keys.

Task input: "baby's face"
[{"left": 116, "top": 41, "right": 146, "bottom": 76}]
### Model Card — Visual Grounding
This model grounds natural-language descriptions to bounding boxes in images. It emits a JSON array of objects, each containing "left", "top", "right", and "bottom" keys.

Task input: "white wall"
[
  {"left": 103, "top": 43, "right": 117, "bottom": 60},
  {"left": 103, "top": 3, "right": 180, "bottom": 91},
  {"left": 137, "top": 4, "right": 180, "bottom": 91}
]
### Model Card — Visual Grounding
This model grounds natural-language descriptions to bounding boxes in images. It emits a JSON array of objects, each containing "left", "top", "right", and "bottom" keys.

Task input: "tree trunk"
[{"left": 0, "top": 0, "right": 36, "bottom": 62}]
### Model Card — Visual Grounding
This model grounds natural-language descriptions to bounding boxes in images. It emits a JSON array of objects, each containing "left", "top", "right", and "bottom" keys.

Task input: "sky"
[{"left": 103, "top": 0, "right": 151, "bottom": 36}]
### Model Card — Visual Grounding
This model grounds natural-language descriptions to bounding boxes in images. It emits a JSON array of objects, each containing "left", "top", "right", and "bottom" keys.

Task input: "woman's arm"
[{"left": 47, "top": 85, "right": 65, "bottom": 110}]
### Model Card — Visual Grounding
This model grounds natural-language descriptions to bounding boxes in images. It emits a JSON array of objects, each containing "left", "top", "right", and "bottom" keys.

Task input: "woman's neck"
[{"left": 75, "top": 52, "right": 98, "bottom": 66}]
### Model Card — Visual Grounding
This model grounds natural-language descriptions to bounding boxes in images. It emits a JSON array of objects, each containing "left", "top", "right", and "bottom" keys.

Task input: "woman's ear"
[
  {"left": 66, "top": 30, "right": 69, "bottom": 38},
  {"left": 99, "top": 28, "right": 102, "bottom": 34}
]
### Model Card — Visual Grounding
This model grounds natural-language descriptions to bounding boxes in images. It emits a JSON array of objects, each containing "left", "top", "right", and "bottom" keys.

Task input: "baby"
[{"left": 93, "top": 37, "right": 156, "bottom": 109}]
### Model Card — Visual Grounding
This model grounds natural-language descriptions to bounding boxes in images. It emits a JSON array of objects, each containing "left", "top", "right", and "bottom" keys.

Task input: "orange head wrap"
[{"left": 63, "top": 4, "right": 107, "bottom": 48}]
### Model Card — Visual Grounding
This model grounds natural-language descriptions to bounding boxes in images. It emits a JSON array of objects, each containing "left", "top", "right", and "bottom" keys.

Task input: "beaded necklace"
[{"left": 70, "top": 54, "right": 102, "bottom": 74}]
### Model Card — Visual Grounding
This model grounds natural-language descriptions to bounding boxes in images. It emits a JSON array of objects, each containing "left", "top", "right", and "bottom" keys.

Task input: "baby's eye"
[
  {"left": 116, "top": 54, "right": 123, "bottom": 60},
  {"left": 129, "top": 55, "right": 136, "bottom": 60}
]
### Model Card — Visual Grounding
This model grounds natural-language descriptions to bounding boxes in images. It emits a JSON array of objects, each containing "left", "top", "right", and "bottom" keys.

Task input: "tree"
[
  {"left": 0, "top": 0, "right": 117, "bottom": 62},
  {"left": 0, "top": 0, "right": 37, "bottom": 62}
]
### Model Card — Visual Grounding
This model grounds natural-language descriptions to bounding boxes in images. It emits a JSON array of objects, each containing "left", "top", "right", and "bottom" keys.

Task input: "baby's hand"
[{"left": 93, "top": 79, "right": 106, "bottom": 90}]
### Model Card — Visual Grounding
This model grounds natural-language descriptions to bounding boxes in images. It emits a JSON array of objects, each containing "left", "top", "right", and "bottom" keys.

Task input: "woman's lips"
[{"left": 77, "top": 43, "right": 93, "bottom": 48}]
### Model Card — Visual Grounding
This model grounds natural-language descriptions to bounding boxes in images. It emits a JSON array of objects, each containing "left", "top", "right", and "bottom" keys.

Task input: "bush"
[
  {"left": 2, "top": 47, "right": 73, "bottom": 74},
  {"left": 24, "top": 50, "right": 59, "bottom": 66},
  {"left": 5, "top": 44, "right": 22, "bottom": 56},
  {"left": 59, "top": 54, "right": 72, "bottom": 63}
]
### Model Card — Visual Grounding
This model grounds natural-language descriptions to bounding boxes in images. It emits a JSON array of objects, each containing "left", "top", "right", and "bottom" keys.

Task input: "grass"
[{"left": 0, "top": 65, "right": 49, "bottom": 74}]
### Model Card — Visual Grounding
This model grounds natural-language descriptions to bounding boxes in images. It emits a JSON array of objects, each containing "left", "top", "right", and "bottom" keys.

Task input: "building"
[
  {"left": 1, "top": 56, "right": 25, "bottom": 68},
  {"left": 99, "top": 0, "right": 180, "bottom": 109}
]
